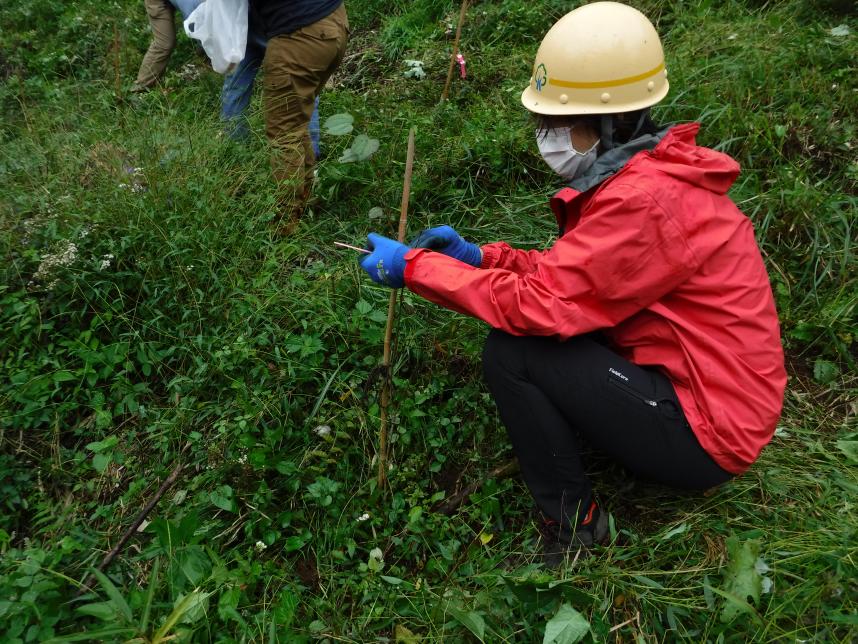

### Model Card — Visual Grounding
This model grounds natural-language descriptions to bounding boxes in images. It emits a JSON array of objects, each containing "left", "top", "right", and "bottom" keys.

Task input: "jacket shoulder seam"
[{"left": 607, "top": 181, "right": 701, "bottom": 268}]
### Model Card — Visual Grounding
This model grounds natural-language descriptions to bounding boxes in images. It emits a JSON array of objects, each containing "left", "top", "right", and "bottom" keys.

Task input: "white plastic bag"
[{"left": 184, "top": 0, "right": 248, "bottom": 75}]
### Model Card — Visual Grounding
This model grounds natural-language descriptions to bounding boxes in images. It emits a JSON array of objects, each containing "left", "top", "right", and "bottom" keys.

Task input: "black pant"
[{"left": 482, "top": 330, "right": 732, "bottom": 530}]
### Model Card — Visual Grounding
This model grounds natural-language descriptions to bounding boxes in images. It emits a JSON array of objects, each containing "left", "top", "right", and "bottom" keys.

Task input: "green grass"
[{"left": 0, "top": 0, "right": 856, "bottom": 641}]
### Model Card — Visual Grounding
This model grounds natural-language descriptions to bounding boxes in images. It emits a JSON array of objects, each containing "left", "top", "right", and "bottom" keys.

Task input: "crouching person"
[{"left": 356, "top": 2, "right": 786, "bottom": 567}]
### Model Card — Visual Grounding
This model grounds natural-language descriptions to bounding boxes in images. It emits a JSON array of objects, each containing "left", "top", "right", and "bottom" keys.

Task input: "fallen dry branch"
[
  {"left": 76, "top": 463, "right": 183, "bottom": 596},
  {"left": 435, "top": 458, "right": 519, "bottom": 515}
]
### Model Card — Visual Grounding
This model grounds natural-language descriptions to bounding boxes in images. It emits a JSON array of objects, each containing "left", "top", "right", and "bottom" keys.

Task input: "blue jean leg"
[
  {"left": 171, "top": 0, "right": 202, "bottom": 20},
  {"left": 221, "top": 37, "right": 265, "bottom": 140},
  {"left": 309, "top": 95, "right": 320, "bottom": 159},
  {"left": 221, "top": 34, "right": 321, "bottom": 157}
]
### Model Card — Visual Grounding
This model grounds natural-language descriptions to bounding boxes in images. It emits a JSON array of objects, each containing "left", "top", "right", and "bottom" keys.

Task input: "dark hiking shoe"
[{"left": 538, "top": 502, "right": 610, "bottom": 569}]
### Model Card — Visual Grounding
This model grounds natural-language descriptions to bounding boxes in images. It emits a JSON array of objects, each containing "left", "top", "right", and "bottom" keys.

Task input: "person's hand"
[
  {"left": 359, "top": 233, "right": 410, "bottom": 288},
  {"left": 411, "top": 225, "right": 481, "bottom": 267}
]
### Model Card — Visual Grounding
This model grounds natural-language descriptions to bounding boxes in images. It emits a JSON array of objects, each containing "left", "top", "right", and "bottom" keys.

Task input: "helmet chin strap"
[
  {"left": 600, "top": 114, "right": 614, "bottom": 152},
  {"left": 599, "top": 109, "right": 651, "bottom": 152},
  {"left": 629, "top": 108, "right": 650, "bottom": 140}
]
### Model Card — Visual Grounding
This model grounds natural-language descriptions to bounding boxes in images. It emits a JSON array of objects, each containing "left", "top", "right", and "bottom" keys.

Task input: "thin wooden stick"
[
  {"left": 440, "top": 0, "right": 469, "bottom": 103},
  {"left": 435, "top": 458, "right": 519, "bottom": 515},
  {"left": 76, "top": 463, "right": 183, "bottom": 596},
  {"left": 608, "top": 611, "right": 641, "bottom": 633},
  {"left": 334, "top": 241, "right": 369, "bottom": 254},
  {"left": 378, "top": 128, "right": 416, "bottom": 489}
]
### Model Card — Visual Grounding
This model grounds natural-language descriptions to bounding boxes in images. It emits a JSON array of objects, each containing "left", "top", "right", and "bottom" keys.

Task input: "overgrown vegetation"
[{"left": 1, "top": 0, "right": 855, "bottom": 641}]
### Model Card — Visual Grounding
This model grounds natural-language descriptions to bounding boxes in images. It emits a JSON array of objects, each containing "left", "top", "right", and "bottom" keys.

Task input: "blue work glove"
[
  {"left": 411, "top": 225, "right": 482, "bottom": 267},
  {"left": 359, "top": 233, "right": 410, "bottom": 288}
]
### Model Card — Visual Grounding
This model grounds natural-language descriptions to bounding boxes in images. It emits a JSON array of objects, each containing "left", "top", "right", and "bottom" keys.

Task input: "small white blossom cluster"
[
  {"left": 237, "top": 452, "right": 248, "bottom": 465},
  {"left": 177, "top": 63, "right": 203, "bottom": 81},
  {"left": 21, "top": 208, "right": 57, "bottom": 246},
  {"left": 119, "top": 166, "right": 146, "bottom": 193},
  {"left": 21, "top": 219, "right": 40, "bottom": 246},
  {"left": 99, "top": 253, "right": 114, "bottom": 270},
  {"left": 356, "top": 512, "right": 370, "bottom": 522},
  {"left": 29, "top": 240, "right": 78, "bottom": 290},
  {"left": 254, "top": 540, "right": 267, "bottom": 552}
]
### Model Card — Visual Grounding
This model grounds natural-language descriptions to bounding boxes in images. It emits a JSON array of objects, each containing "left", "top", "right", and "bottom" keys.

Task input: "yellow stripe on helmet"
[{"left": 549, "top": 62, "right": 665, "bottom": 89}]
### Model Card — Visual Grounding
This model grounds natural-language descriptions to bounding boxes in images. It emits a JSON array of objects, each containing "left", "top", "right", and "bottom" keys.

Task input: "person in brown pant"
[
  {"left": 252, "top": 0, "right": 349, "bottom": 232},
  {"left": 132, "top": 0, "right": 201, "bottom": 92}
]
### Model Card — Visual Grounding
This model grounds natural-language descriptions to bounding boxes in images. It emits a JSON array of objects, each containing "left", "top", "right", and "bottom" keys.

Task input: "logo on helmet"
[{"left": 534, "top": 63, "right": 547, "bottom": 92}]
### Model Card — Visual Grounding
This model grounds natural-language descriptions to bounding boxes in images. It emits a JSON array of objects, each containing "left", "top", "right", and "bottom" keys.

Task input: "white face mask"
[{"left": 536, "top": 127, "right": 599, "bottom": 180}]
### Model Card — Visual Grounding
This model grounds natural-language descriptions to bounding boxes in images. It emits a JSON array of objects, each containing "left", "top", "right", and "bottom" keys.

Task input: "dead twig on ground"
[
  {"left": 76, "top": 463, "right": 183, "bottom": 596},
  {"left": 435, "top": 458, "right": 519, "bottom": 515}
]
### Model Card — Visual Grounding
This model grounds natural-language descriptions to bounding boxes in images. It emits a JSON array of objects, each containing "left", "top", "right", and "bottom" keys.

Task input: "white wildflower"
[
  {"left": 255, "top": 540, "right": 267, "bottom": 552},
  {"left": 367, "top": 547, "right": 384, "bottom": 572},
  {"left": 31, "top": 240, "right": 78, "bottom": 290},
  {"left": 21, "top": 218, "right": 41, "bottom": 246},
  {"left": 313, "top": 425, "right": 331, "bottom": 437},
  {"left": 237, "top": 452, "right": 248, "bottom": 465},
  {"left": 774, "top": 426, "right": 790, "bottom": 439},
  {"left": 99, "top": 253, "right": 114, "bottom": 270},
  {"left": 403, "top": 60, "right": 426, "bottom": 80},
  {"left": 120, "top": 167, "right": 146, "bottom": 193},
  {"left": 357, "top": 512, "right": 370, "bottom": 522},
  {"left": 177, "top": 63, "right": 203, "bottom": 81}
]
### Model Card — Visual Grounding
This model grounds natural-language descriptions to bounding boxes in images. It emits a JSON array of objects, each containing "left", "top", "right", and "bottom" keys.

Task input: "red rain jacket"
[{"left": 403, "top": 123, "right": 786, "bottom": 474}]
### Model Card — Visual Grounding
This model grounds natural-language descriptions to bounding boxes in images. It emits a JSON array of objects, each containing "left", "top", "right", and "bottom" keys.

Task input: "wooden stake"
[
  {"left": 378, "top": 128, "right": 416, "bottom": 489},
  {"left": 112, "top": 22, "right": 122, "bottom": 98},
  {"left": 76, "top": 463, "right": 183, "bottom": 596},
  {"left": 440, "top": 0, "right": 469, "bottom": 103}
]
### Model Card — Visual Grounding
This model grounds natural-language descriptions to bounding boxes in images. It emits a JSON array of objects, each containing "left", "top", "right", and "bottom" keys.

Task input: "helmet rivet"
[
  {"left": 647, "top": 81, "right": 655, "bottom": 92},
  {"left": 559, "top": 94, "right": 568, "bottom": 104},
  {"left": 600, "top": 92, "right": 611, "bottom": 103}
]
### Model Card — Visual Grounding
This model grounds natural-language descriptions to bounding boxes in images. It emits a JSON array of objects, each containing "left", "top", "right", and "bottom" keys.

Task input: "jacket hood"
[
  {"left": 569, "top": 122, "right": 740, "bottom": 195},
  {"left": 648, "top": 123, "right": 740, "bottom": 194}
]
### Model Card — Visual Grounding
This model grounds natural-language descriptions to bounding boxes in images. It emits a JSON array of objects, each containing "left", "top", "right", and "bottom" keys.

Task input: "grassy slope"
[{"left": 0, "top": 0, "right": 856, "bottom": 641}]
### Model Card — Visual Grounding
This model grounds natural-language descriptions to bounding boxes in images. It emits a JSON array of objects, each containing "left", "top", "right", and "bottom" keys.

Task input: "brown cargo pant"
[
  {"left": 133, "top": 0, "right": 179, "bottom": 91},
  {"left": 263, "top": 3, "right": 349, "bottom": 225}
]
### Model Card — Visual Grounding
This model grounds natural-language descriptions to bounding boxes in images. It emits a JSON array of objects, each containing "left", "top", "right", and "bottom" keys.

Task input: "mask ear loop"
[{"left": 600, "top": 114, "right": 613, "bottom": 151}]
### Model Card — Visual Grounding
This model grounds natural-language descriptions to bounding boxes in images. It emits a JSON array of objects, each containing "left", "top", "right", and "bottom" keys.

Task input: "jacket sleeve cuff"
[
  {"left": 480, "top": 244, "right": 500, "bottom": 269},
  {"left": 403, "top": 248, "right": 427, "bottom": 286}
]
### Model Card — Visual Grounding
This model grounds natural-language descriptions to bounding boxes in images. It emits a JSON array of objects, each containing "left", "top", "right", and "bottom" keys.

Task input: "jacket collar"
[
  {"left": 550, "top": 125, "right": 673, "bottom": 233},
  {"left": 569, "top": 125, "right": 672, "bottom": 193}
]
